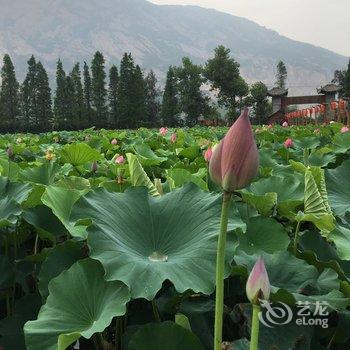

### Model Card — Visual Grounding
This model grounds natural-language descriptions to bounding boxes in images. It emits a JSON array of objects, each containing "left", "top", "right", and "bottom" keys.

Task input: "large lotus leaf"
[
  {"left": 38, "top": 240, "right": 84, "bottom": 300},
  {"left": 56, "top": 176, "right": 91, "bottom": 190},
  {"left": 332, "top": 131, "right": 350, "bottom": 154},
  {"left": 293, "top": 136, "right": 320, "bottom": 149},
  {"left": 234, "top": 216, "right": 290, "bottom": 254},
  {"left": 0, "top": 294, "right": 42, "bottom": 350},
  {"left": 326, "top": 160, "right": 350, "bottom": 218},
  {"left": 127, "top": 153, "right": 160, "bottom": 196},
  {"left": 134, "top": 144, "right": 167, "bottom": 166},
  {"left": 167, "top": 168, "right": 208, "bottom": 191},
  {"left": 71, "top": 183, "right": 237, "bottom": 299},
  {"left": 60, "top": 143, "right": 101, "bottom": 166},
  {"left": 128, "top": 321, "right": 204, "bottom": 350},
  {"left": 20, "top": 162, "right": 62, "bottom": 185},
  {"left": 0, "top": 196, "right": 22, "bottom": 227},
  {"left": 24, "top": 259, "right": 130, "bottom": 350},
  {"left": 0, "top": 176, "right": 32, "bottom": 203},
  {"left": 330, "top": 225, "right": 350, "bottom": 261},
  {"left": 308, "top": 151, "right": 336, "bottom": 167},
  {"left": 41, "top": 186, "right": 88, "bottom": 238}
]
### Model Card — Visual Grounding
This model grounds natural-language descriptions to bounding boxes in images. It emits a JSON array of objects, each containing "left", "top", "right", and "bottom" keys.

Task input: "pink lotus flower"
[
  {"left": 209, "top": 108, "right": 259, "bottom": 192},
  {"left": 115, "top": 155, "right": 125, "bottom": 164},
  {"left": 284, "top": 138, "right": 294, "bottom": 148},
  {"left": 314, "top": 128, "right": 320, "bottom": 134},
  {"left": 111, "top": 138, "right": 118, "bottom": 145},
  {"left": 246, "top": 257, "right": 270, "bottom": 304},
  {"left": 341, "top": 126, "right": 349, "bottom": 133},
  {"left": 282, "top": 121, "right": 288, "bottom": 127},
  {"left": 159, "top": 127, "right": 168, "bottom": 136},
  {"left": 170, "top": 133, "right": 177, "bottom": 143},
  {"left": 204, "top": 148, "right": 213, "bottom": 162}
]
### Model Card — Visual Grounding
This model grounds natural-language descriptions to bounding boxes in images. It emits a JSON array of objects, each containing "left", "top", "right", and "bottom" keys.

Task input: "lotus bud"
[
  {"left": 284, "top": 138, "right": 293, "bottom": 148},
  {"left": 246, "top": 257, "right": 270, "bottom": 305},
  {"left": 204, "top": 147, "right": 213, "bottom": 162},
  {"left": 314, "top": 128, "right": 320, "bottom": 134},
  {"left": 115, "top": 155, "right": 125, "bottom": 164},
  {"left": 6, "top": 147, "right": 14, "bottom": 158},
  {"left": 209, "top": 108, "right": 259, "bottom": 192},
  {"left": 341, "top": 126, "right": 349, "bottom": 133},
  {"left": 91, "top": 161, "right": 98, "bottom": 172},
  {"left": 170, "top": 133, "right": 177, "bottom": 143},
  {"left": 159, "top": 127, "right": 167, "bottom": 136},
  {"left": 111, "top": 138, "right": 118, "bottom": 145},
  {"left": 282, "top": 121, "right": 288, "bottom": 127},
  {"left": 268, "top": 124, "right": 273, "bottom": 129}
]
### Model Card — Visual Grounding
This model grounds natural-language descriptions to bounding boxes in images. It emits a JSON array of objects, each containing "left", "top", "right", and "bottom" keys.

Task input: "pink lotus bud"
[
  {"left": 246, "top": 257, "right": 270, "bottom": 304},
  {"left": 341, "top": 126, "right": 349, "bottom": 133},
  {"left": 6, "top": 147, "right": 14, "bottom": 158},
  {"left": 282, "top": 121, "right": 288, "bottom": 127},
  {"left": 111, "top": 138, "right": 118, "bottom": 145},
  {"left": 284, "top": 138, "right": 294, "bottom": 148},
  {"left": 209, "top": 108, "right": 259, "bottom": 192},
  {"left": 159, "top": 127, "right": 167, "bottom": 136},
  {"left": 170, "top": 133, "right": 177, "bottom": 143},
  {"left": 314, "top": 128, "right": 320, "bottom": 134},
  {"left": 268, "top": 124, "right": 273, "bottom": 129},
  {"left": 91, "top": 161, "right": 98, "bottom": 172},
  {"left": 204, "top": 148, "right": 213, "bottom": 162},
  {"left": 115, "top": 155, "right": 125, "bottom": 164}
]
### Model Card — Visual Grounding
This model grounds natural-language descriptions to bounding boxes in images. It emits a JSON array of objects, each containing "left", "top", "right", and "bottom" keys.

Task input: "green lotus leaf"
[
  {"left": 60, "top": 143, "right": 101, "bottom": 166},
  {"left": 332, "top": 131, "right": 350, "bottom": 154},
  {"left": 127, "top": 153, "right": 160, "bottom": 196},
  {"left": 134, "top": 144, "right": 167, "bottom": 166},
  {"left": 71, "top": 183, "right": 236, "bottom": 299},
  {"left": 24, "top": 259, "right": 130, "bottom": 350},
  {"left": 0, "top": 177, "right": 32, "bottom": 203},
  {"left": 330, "top": 225, "right": 350, "bottom": 261},
  {"left": 326, "top": 160, "right": 350, "bottom": 218},
  {"left": 41, "top": 186, "right": 88, "bottom": 238},
  {"left": 128, "top": 321, "right": 204, "bottom": 350},
  {"left": 20, "top": 162, "right": 62, "bottom": 185},
  {"left": 167, "top": 168, "right": 208, "bottom": 191},
  {"left": 55, "top": 176, "right": 91, "bottom": 190}
]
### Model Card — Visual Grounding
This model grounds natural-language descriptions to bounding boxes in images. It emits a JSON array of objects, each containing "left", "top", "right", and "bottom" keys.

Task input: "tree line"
[{"left": 0, "top": 46, "right": 291, "bottom": 132}]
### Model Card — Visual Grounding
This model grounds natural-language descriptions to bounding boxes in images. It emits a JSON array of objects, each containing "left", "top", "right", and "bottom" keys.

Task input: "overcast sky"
[{"left": 150, "top": 0, "right": 350, "bottom": 57}]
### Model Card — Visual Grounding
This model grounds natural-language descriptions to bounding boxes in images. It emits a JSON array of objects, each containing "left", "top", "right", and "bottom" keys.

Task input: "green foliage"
[
  {"left": 161, "top": 66, "right": 179, "bottom": 126},
  {"left": 275, "top": 60, "right": 287, "bottom": 89},
  {"left": 108, "top": 64, "right": 119, "bottom": 128}
]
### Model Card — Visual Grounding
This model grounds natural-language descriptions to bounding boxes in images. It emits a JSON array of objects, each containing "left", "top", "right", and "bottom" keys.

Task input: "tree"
[
  {"left": 91, "top": 51, "right": 107, "bottom": 127},
  {"left": 108, "top": 65, "right": 119, "bottom": 128},
  {"left": 236, "top": 76, "right": 249, "bottom": 112},
  {"left": 176, "top": 57, "right": 209, "bottom": 126},
  {"left": 145, "top": 70, "right": 161, "bottom": 127},
  {"left": 343, "top": 59, "right": 350, "bottom": 97},
  {"left": 204, "top": 45, "right": 244, "bottom": 121},
  {"left": 70, "top": 63, "right": 84, "bottom": 129},
  {"left": 54, "top": 59, "right": 68, "bottom": 129},
  {"left": 35, "top": 62, "right": 52, "bottom": 131},
  {"left": 131, "top": 65, "right": 147, "bottom": 127},
  {"left": 161, "top": 66, "right": 178, "bottom": 127},
  {"left": 250, "top": 82, "right": 271, "bottom": 124},
  {"left": 21, "top": 55, "right": 38, "bottom": 131},
  {"left": 0, "top": 54, "right": 20, "bottom": 130},
  {"left": 83, "top": 61, "right": 93, "bottom": 127},
  {"left": 275, "top": 60, "right": 287, "bottom": 89},
  {"left": 118, "top": 53, "right": 136, "bottom": 128}
]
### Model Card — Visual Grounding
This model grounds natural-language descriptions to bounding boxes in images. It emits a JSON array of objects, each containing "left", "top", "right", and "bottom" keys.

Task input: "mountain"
[{"left": 0, "top": 0, "right": 347, "bottom": 95}]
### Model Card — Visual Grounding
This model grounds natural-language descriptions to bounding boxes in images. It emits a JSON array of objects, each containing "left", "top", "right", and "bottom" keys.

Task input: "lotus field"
[{"left": 1, "top": 114, "right": 350, "bottom": 350}]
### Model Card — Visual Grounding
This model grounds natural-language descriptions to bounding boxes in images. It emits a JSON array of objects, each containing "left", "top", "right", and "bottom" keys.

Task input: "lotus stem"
[
  {"left": 249, "top": 304, "right": 261, "bottom": 350},
  {"left": 214, "top": 191, "right": 232, "bottom": 350},
  {"left": 293, "top": 221, "right": 301, "bottom": 255},
  {"left": 151, "top": 299, "right": 161, "bottom": 323}
]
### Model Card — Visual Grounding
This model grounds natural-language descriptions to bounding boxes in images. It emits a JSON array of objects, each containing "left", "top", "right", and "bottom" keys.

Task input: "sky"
[{"left": 150, "top": 0, "right": 350, "bottom": 57}]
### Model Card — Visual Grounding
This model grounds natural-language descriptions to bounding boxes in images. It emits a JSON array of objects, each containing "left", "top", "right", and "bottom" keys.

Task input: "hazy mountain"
[{"left": 0, "top": 0, "right": 347, "bottom": 95}]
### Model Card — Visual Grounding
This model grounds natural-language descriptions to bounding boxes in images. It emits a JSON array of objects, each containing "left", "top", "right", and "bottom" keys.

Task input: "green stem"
[
  {"left": 293, "top": 221, "right": 301, "bottom": 255},
  {"left": 151, "top": 299, "right": 161, "bottom": 323},
  {"left": 6, "top": 294, "right": 11, "bottom": 316},
  {"left": 214, "top": 191, "right": 232, "bottom": 350},
  {"left": 249, "top": 304, "right": 261, "bottom": 350}
]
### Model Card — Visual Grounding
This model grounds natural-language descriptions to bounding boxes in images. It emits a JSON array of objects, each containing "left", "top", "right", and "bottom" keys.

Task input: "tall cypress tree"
[
  {"left": 131, "top": 65, "right": 147, "bottom": 127},
  {"left": 0, "top": 54, "right": 20, "bottom": 130},
  {"left": 161, "top": 66, "right": 178, "bottom": 127},
  {"left": 145, "top": 70, "right": 161, "bottom": 127},
  {"left": 343, "top": 59, "right": 350, "bottom": 97},
  {"left": 21, "top": 55, "right": 37, "bottom": 131},
  {"left": 35, "top": 62, "right": 52, "bottom": 131},
  {"left": 118, "top": 53, "right": 135, "bottom": 128},
  {"left": 275, "top": 60, "right": 287, "bottom": 89},
  {"left": 54, "top": 59, "right": 68, "bottom": 130},
  {"left": 91, "top": 51, "right": 107, "bottom": 127},
  {"left": 70, "top": 63, "right": 84, "bottom": 129},
  {"left": 83, "top": 61, "right": 93, "bottom": 127},
  {"left": 108, "top": 65, "right": 119, "bottom": 128}
]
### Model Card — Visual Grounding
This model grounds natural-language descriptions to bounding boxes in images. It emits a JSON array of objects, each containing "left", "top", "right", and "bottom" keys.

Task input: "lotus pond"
[{"left": 0, "top": 122, "right": 350, "bottom": 350}]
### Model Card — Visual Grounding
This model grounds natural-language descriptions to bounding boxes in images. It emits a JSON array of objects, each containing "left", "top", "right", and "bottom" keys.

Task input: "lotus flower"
[
  {"left": 115, "top": 155, "right": 125, "bottom": 164},
  {"left": 284, "top": 138, "right": 293, "bottom": 148},
  {"left": 246, "top": 257, "right": 270, "bottom": 304},
  {"left": 204, "top": 148, "right": 213, "bottom": 162},
  {"left": 341, "top": 126, "right": 349, "bottom": 133},
  {"left": 159, "top": 127, "right": 168, "bottom": 136},
  {"left": 314, "top": 128, "right": 320, "bottom": 134},
  {"left": 282, "top": 121, "right": 288, "bottom": 127},
  {"left": 6, "top": 147, "right": 13, "bottom": 158},
  {"left": 111, "top": 138, "right": 118, "bottom": 145},
  {"left": 209, "top": 108, "right": 259, "bottom": 192},
  {"left": 268, "top": 124, "right": 273, "bottom": 129},
  {"left": 170, "top": 133, "right": 177, "bottom": 143},
  {"left": 91, "top": 161, "right": 98, "bottom": 172}
]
